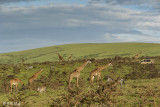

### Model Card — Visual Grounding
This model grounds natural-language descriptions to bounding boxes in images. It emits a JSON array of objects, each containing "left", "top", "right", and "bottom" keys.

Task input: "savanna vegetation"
[
  {"left": 0, "top": 55, "right": 160, "bottom": 107},
  {"left": 0, "top": 43, "right": 160, "bottom": 107}
]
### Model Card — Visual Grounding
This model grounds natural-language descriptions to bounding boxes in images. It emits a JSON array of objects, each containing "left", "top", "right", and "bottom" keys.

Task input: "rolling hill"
[{"left": 0, "top": 43, "right": 160, "bottom": 64}]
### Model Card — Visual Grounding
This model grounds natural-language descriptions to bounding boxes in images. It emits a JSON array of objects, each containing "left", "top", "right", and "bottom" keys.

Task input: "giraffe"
[
  {"left": 133, "top": 54, "right": 139, "bottom": 59},
  {"left": 133, "top": 52, "right": 141, "bottom": 60},
  {"left": 68, "top": 54, "right": 72, "bottom": 62},
  {"left": 57, "top": 53, "right": 65, "bottom": 62},
  {"left": 68, "top": 60, "right": 91, "bottom": 89},
  {"left": 9, "top": 78, "right": 24, "bottom": 92},
  {"left": 22, "top": 58, "right": 25, "bottom": 64},
  {"left": 90, "top": 63, "right": 112, "bottom": 85},
  {"left": 28, "top": 68, "right": 44, "bottom": 89}
]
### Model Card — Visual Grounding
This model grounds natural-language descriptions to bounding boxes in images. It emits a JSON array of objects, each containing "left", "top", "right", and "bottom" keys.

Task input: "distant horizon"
[{"left": 1, "top": 42, "right": 159, "bottom": 54}]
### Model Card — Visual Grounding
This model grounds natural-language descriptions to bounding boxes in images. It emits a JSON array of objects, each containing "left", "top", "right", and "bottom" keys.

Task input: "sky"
[{"left": 0, "top": 0, "right": 160, "bottom": 53}]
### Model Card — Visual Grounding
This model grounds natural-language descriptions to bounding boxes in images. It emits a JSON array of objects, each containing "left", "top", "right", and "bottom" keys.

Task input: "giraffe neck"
[
  {"left": 99, "top": 64, "right": 110, "bottom": 71},
  {"left": 35, "top": 71, "right": 42, "bottom": 77},
  {"left": 58, "top": 53, "right": 62, "bottom": 57},
  {"left": 78, "top": 61, "right": 88, "bottom": 72},
  {"left": 32, "top": 71, "right": 42, "bottom": 79}
]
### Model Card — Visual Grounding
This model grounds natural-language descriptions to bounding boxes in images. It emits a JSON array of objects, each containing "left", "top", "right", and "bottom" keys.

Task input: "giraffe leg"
[
  {"left": 32, "top": 82, "right": 35, "bottom": 89},
  {"left": 28, "top": 80, "right": 30, "bottom": 89},
  {"left": 68, "top": 76, "right": 73, "bottom": 89},
  {"left": 97, "top": 75, "right": 101, "bottom": 87},
  {"left": 10, "top": 85, "right": 12, "bottom": 92},
  {"left": 29, "top": 82, "right": 32, "bottom": 90},
  {"left": 76, "top": 77, "right": 79, "bottom": 88},
  {"left": 97, "top": 74, "right": 101, "bottom": 84},
  {"left": 13, "top": 85, "right": 14, "bottom": 92},
  {"left": 16, "top": 84, "right": 18, "bottom": 92},
  {"left": 97, "top": 76, "right": 99, "bottom": 83},
  {"left": 99, "top": 75, "right": 101, "bottom": 79},
  {"left": 99, "top": 75, "right": 102, "bottom": 82},
  {"left": 30, "top": 83, "right": 32, "bottom": 90},
  {"left": 14, "top": 85, "right": 16, "bottom": 92},
  {"left": 90, "top": 76, "right": 94, "bottom": 86},
  {"left": 28, "top": 80, "right": 31, "bottom": 90},
  {"left": 28, "top": 82, "right": 30, "bottom": 90},
  {"left": 90, "top": 79, "right": 92, "bottom": 85}
]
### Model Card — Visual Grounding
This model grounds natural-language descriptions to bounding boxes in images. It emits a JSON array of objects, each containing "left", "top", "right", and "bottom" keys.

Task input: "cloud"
[
  {"left": 104, "top": 33, "right": 160, "bottom": 43},
  {"left": 0, "top": 0, "right": 38, "bottom": 4},
  {"left": 0, "top": 3, "right": 160, "bottom": 52},
  {"left": 89, "top": 0, "right": 160, "bottom": 10},
  {"left": 0, "top": 4, "right": 159, "bottom": 34}
]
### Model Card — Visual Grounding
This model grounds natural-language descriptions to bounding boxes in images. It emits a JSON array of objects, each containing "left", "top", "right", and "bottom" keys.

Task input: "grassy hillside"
[{"left": 0, "top": 43, "right": 160, "bottom": 64}]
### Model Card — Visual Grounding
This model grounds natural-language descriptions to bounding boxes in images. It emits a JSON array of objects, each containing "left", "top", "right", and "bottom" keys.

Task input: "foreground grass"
[
  {"left": 1, "top": 78, "right": 160, "bottom": 106},
  {"left": 115, "top": 78, "right": 160, "bottom": 106},
  {"left": 0, "top": 57, "right": 160, "bottom": 106}
]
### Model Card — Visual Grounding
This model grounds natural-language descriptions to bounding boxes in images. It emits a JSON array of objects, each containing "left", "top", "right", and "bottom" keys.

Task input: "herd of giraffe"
[
  {"left": 57, "top": 53, "right": 72, "bottom": 62},
  {"left": 9, "top": 68, "right": 44, "bottom": 92},
  {"left": 68, "top": 60, "right": 114, "bottom": 89},
  {"left": 9, "top": 60, "right": 112, "bottom": 92},
  {"left": 9, "top": 52, "right": 139, "bottom": 92}
]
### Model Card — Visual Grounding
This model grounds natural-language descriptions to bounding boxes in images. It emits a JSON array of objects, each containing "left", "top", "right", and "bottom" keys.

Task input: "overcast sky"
[{"left": 0, "top": 0, "right": 160, "bottom": 53}]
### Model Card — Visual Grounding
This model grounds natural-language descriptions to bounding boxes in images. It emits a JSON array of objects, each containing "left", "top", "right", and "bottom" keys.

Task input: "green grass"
[
  {"left": 0, "top": 57, "right": 160, "bottom": 106},
  {"left": 0, "top": 43, "right": 160, "bottom": 64},
  {"left": 0, "top": 43, "right": 160, "bottom": 106}
]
